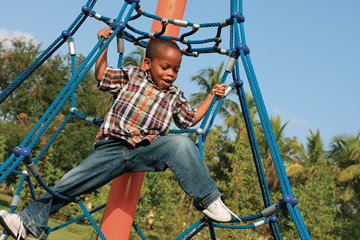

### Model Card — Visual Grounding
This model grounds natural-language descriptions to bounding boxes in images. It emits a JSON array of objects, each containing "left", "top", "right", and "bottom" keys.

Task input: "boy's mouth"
[{"left": 162, "top": 79, "right": 172, "bottom": 86}]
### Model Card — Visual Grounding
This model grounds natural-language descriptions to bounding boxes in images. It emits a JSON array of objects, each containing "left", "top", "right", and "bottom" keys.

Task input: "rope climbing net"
[{"left": 0, "top": 0, "right": 311, "bottom": 239}]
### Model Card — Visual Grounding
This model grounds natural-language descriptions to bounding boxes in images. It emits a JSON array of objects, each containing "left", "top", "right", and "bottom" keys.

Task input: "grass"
[{"left": 0, "top": 193, "right": 98, "bottom": 240}]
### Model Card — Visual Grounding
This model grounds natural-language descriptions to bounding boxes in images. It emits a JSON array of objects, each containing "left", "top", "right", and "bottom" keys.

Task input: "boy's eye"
[{"left": 161, "top": 66, "right": 167, "bottom": 70}]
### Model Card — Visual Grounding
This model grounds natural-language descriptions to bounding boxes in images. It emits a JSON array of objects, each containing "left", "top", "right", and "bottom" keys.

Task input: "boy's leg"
[
  {"left": 16, "top": 139, "right": 129, "bottom": 238},
  {"left": 126, "top": 135, "right": 221, "bottom": 209}
]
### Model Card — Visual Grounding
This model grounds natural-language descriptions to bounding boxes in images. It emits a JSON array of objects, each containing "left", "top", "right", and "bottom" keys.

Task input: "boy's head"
[{"left": 144, "top": 38, "right": 182, "bottom": 90}]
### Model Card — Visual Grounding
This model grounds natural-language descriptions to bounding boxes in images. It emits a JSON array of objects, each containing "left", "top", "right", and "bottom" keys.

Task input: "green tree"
[
  {"left": 286, "top": 129, "right": 326, "bottom": 180},
  {"left": 189, "top": 62, "right": 239, "bottom": 119},
  {"left": 123, "top": 47, "right": 144, "bottom": 67},
  {"left": 327, "top": 132, "right": 360, "bottom": 222},
  {"left": 262, "top": 115, "right": 297, "bottom": 190},
  {"left": 223, "top": 91, "right": 257, "bottom": 132},
  {"left": 0, "top": 37, "right": 109, "bottom": 228}
]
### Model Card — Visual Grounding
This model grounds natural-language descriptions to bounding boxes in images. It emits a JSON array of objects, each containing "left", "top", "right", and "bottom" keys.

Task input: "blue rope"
[
  {"left": 0, "top": 0, "right": 96, "bottom": 104},
  {"left": 132, "top": 223, "right": 147, "bottom": 240},
  {"left": 0, "top": 0, "right": 313, "bottom": 239}
]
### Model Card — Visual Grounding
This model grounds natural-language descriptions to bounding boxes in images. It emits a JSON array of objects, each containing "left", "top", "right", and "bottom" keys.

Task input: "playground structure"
[{"left": 0, "top": 0, "right": 312, "bottom": 239}]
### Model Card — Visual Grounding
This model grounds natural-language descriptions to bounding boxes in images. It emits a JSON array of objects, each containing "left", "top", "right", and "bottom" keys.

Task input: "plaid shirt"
[{"left": 95, "top": 66, "right": 197, "bottom": 146}]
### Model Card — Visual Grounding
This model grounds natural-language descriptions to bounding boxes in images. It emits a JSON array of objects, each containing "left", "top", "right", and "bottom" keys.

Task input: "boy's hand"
[
  {"left": 211, "top": 83, "right": 227, "bottom": 98},
  {"left": 97, "top": 26, "right": 114, "bottom": 43}
]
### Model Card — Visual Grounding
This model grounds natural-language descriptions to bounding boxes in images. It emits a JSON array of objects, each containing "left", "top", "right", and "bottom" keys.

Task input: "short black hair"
[{"left": 145, "top": 38, "right": 181, "bottom": 60}]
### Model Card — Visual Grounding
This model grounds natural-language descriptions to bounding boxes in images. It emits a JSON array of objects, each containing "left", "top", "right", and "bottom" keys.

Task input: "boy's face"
[{"left": 144, "top": 47, "right": 182, "bottom": 90}]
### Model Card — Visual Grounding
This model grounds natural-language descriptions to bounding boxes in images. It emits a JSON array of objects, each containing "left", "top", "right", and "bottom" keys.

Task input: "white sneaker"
[
  {"left": 0, "top": 210, "right": 29, "bottom": 240},
  {"left": 202, "top": 198, "right": 240, "bottom": 223}
]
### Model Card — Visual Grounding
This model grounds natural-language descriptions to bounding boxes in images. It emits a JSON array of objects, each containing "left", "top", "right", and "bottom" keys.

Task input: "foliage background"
[{"left": 0, "top": 38, "right": 359, "bottom": 239}]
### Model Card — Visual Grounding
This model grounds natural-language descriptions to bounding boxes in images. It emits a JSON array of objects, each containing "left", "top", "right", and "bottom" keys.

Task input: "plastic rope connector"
[
  {"left": 282, "top": 194, "right": 298, "bottom": 207},
  {"left": 61, "top": 30, "right": 72, "bottom": 39},
  {"left": 13, "top": 146, "right": 32, "bottom": 164},
  {"left": 262, "top": 204, "right": 278, "bottom": 217},
  {"left": 81, "top": 6, "right": 92, "bottom": 15},
  {"left": 110, "top": 22, "right": 126, "bottom": 31},
  {"left": 231, "top": 11, "right": 245, "bottom": 23},
  {"left": 268, "top": 215, "right": 278, "bottom": 223},
  {"left": 236, "top": 43, "right": 250, "bottom": 55},
  {"left": 234, "top": 80, "right": 244, "bottom": 88}
]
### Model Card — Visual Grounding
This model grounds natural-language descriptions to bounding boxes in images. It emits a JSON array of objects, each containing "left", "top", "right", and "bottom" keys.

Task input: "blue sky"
[{"left": 1, "top": 0, "right": 359, "bottom": 149}]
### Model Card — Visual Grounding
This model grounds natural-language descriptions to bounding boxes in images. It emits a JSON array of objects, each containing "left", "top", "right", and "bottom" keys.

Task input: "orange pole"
[{"left": 98, "top": 1, "right": 187, "bottom": 239}]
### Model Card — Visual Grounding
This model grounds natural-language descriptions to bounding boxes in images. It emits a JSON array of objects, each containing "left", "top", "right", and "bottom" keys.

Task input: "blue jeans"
[{"left": 18, "top": 135, "right": 221, "bottom": 238}]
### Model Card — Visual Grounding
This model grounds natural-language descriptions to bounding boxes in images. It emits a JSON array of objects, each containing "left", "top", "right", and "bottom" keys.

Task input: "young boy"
[{"left": 0, "top": 26, "right": 237, "bottom": 240}]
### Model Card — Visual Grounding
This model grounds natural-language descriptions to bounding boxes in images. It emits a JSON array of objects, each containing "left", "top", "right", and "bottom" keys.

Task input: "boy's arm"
[
  {"left": 95, "top": 26, "right": 114, "bottom": 81},
  {"left": 192, "top": 83, "right": 227, "bottom": 126}
]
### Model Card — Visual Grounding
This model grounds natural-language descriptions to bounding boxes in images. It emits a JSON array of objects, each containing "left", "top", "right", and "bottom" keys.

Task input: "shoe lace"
[
  {"left": 217, "top": 199, "right": 242, "bottom": 222},
  {"left": 14, "top": 215, "right": 25, "bottom": 240}
]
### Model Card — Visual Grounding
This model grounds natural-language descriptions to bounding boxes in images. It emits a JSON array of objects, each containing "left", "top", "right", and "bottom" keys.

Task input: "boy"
[{"left": 0, "top": 26, "right": 237, "bottom": 240}]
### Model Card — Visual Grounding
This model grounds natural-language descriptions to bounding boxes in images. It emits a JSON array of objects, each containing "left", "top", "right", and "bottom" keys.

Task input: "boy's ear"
[{"left": 143, "top": 58, "right": 151, "bottom": 70}]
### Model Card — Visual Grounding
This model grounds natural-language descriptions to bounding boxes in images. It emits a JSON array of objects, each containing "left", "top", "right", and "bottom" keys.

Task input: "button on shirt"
[{"left": 95, "top": 66, "right": 197, "bottom": 146}]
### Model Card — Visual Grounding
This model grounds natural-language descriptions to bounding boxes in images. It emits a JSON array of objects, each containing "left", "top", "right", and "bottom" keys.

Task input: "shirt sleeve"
[
  {"left": 173, "top": 91, "right": 197, "bottom": 129},
  {"left": 97, "top": 66, "right": 129, "bottom": 95}
]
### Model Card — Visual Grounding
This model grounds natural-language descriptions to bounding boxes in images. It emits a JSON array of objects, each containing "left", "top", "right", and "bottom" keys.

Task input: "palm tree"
[
  {"left": 189, "top": 62, "right": 239, "bottom": 120},
  {"left": 122, "top": 47, "right": 144, "bottom": 67},
  {"left": 263, "top": 115, "right": 297, "bottom": 189},
  {"left": 327, "top": 131, "right": 360, "bottom": 220},
  {"left": 224, "top": 91, "right": 258, "bottom": 131},
  {"left": 286, "top": 129, "right": 326, "bottom": 178}
]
